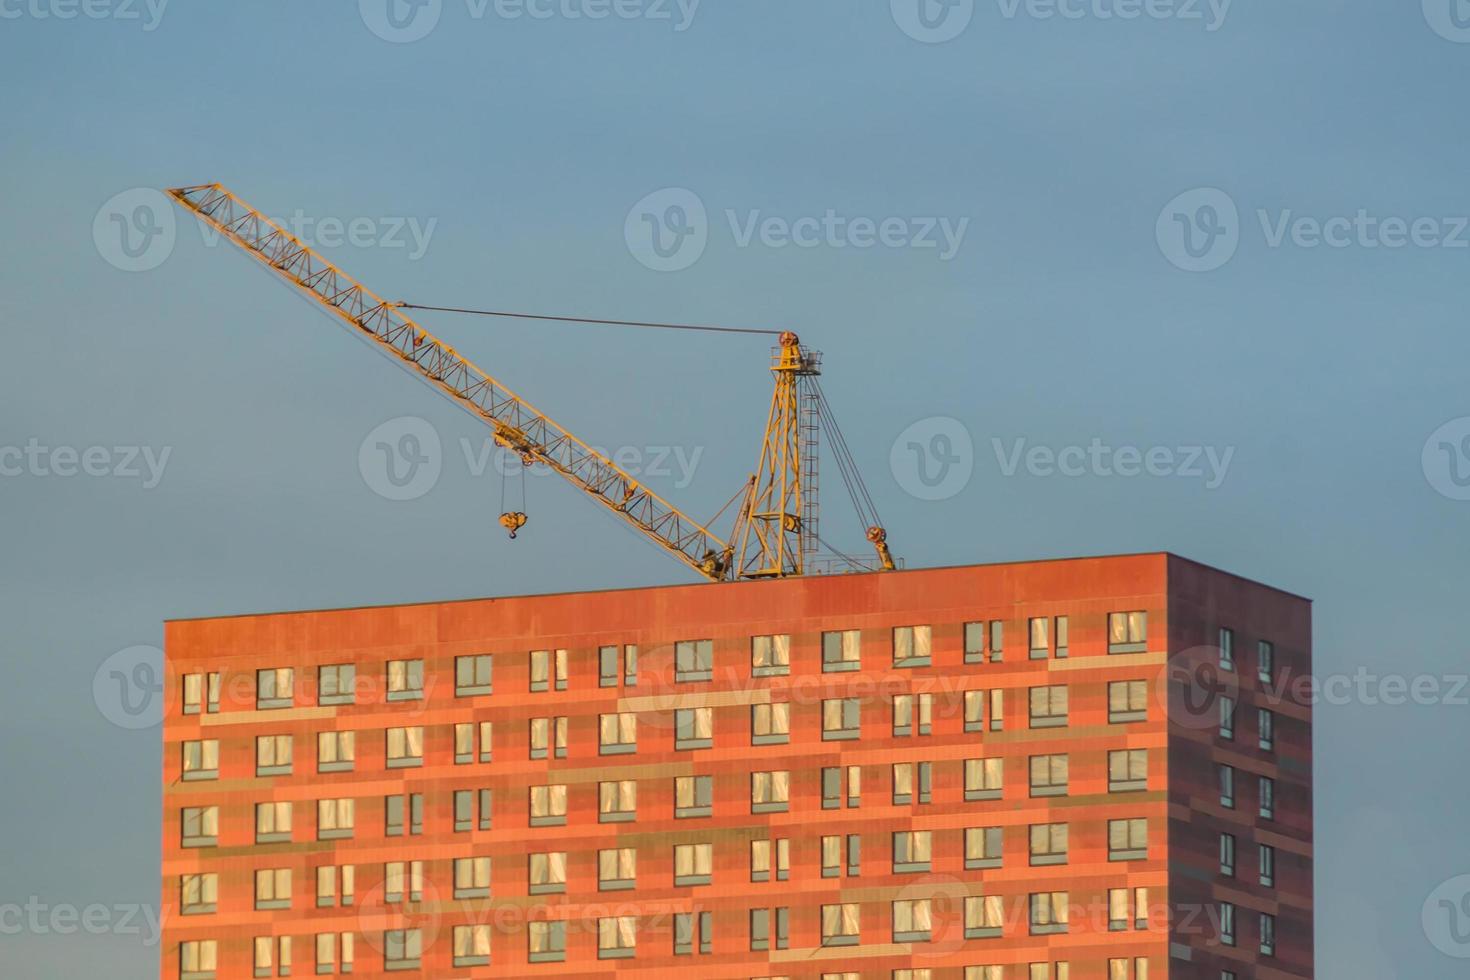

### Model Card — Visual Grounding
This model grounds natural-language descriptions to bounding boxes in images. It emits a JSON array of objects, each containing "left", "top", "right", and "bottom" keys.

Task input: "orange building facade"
[{"left": 160, "top": 553, "right": 1313, "bottom": 979}]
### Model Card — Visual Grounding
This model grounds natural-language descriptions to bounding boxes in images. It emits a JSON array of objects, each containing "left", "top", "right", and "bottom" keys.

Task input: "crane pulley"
[{"left": 167, "top": 183, "right": 896, "bottom": 582}]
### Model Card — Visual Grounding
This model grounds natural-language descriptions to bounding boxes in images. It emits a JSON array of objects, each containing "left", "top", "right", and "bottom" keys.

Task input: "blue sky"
[{"left": 3, "top": 0, "right": 1470, "bottom": 976}]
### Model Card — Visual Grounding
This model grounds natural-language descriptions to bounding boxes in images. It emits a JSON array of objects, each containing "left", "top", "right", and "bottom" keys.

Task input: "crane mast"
[{"left": 167, "top": 183, "right": 896, "bottom": 582}]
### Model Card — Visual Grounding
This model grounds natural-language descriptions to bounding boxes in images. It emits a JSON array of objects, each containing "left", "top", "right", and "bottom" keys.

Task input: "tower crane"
[{"left": 167, "top": 183, "right": 896, "bottom": 582}]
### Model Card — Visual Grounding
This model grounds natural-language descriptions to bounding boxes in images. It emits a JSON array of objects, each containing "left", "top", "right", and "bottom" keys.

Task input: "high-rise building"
[{"left": 160, "top": 552, "right": 1312, "bottom": 979}]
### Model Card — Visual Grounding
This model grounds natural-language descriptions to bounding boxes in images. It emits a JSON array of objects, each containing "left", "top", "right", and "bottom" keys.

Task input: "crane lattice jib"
[{"left": 167, "top": 183, "right": 732, "bottom": 581}]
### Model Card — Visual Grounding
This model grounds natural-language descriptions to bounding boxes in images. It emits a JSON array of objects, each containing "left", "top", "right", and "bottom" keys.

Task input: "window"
[
  {"left": 752, "top": 634, "right": 790, "bottom": 676},
  {"left": 963, "top": 621, "right": 987, "bottom": 663},
  {"left": 453, "top": 925, "right": 491, "bottom": 967},
  {"left": 895, "top": 972, "right": 933, "bottom": 980},
  {"left": 675, "top": 639, "right": 714, "bottom": 682},
  {"left": 256, "top": 667, "right": 293, "bottom": 709},
  {"left": 254, "top": 734, "right": 292, "bottom": 776},
  {"left": 749, "top": 907, "right": 789, "bottom": 951},
  {"left": 1108, "top": 960, "right": 1149, "bottom": 980},
  {"left": 252, "top": 936, "right": 290, "bottom": 978},
  {"left": 317, "top": 798, "right": 352, "bottom": 840},
  {"left": 254, "top": 868, "right": 291, "bottom": 910},
  {"left": 598, "top": 916, "right": 637, "bottom": 959},
  {"left": 1029, "top": 754, "right": 1068, "bottom": 797},
  {"left": 624, "top": 644, "right": 638, "bottom": 685},
  {"left": 823, "top": 698, "right": 861, "bottom": 740},
  {"left": 674, "top": 911, "right": 712, "bottom": 955},
  {"left": 384, "top": 861, "right": 423, "bottom": 903},
  {"left": 893, "top": 694, "right": 932, "bottom": 736},
  {"left": 751, "top": 702, "right": 789, "bottom": 745},
  {"left": 1219, "top": 832, "right": 1236, "bottom": 875},
  {"left": 386, "top": 659, "right": 423, "bottom": 701},
  {"left": 456, "top": 654, "right": 493, "bottom": 696},
  {"left": 1219, "top": 696, "right": 1236, "bottom": 740},
  {"left": 454, "top": 856, "right": 491, "bottom": 898},
  {"left": 385, "top": 726, "right": 423, "bottom": 768},
  {"left": 966, "top": 895, "right": 1004, "bottom": 938},
  {"left": 529, "top": 921, "right": 566, "bottom": 963},
  {"left": 529, "top": 717, "right": 566, "bottom": 760},
  {"left": 966, "top": 826, "right": 1003, "bottom": 869},
  {"left": 1108, "top": 612, "right": 1147, "bottom": 654},
  {"left": 313, "top": 934, "right": 353, "bottom": 975},
  {"left": 596, "top": 848, "right": 636, "bottom": 891},
  {"left": 965, "top": 689, "right": 1004, "bottom": 732},
  {"left": 750, "top": 838, "right": 790, "bottom": 881},
  {"left": 1029, "top": 892, "right": 1069, "bottom": 935},
  {"left": 383, "top": 928, "right": 421, "bottom": 970},
  {"left": 893, "top": 831, "right": 931, "bottom": 873},
  {"left": 182, "top": 740, "right": 219, "bottom": 781},
  {"left": 599, "top": 644, "right": 637, "bottom": 687},
  {"left": 894, "top": 625, "right": 932, "bottom": 667},
  {"left": 675, "top": 775, "right": 713, "bottom": 818},
  {"left": 895, "top": 761, "right": 933, "bottom": 804},
  {"left": 384, "top": 793, "right": 423, "bottom": 836},
  {"left": 893, "top": 899, "right": 932, "bottom": 942},
  {"left": 317, "top": 730, "right": 354, "bottom": 773},
  {"left": 529, "top": 852, "right": 567, "bottom": 895},
  {"left": 1259, "top": 776, "right": 1276, "bottom": 819},
  {"left": 1029, "top": 617, "right": 1049, "bottom": 659},
  {"left": 967, "top": 758, "right": 1004, "bottom": 801},
  {"left": 1029, "top": 823, "right": 1068, "bottom": 866},
  {"left": 182, "top": 672, "right": 220, "bottom": 715},
  {"left": 676, "top": 707, "right": 714, "bottom": 750},
  {"left": 180, "top": 940, "right": 217, "bottom": 980},
  {"left": 1259, "top": 843, "right": 1276, "bottom": 886},
  {"left": 454, "top": 789, "right": 492, "bottom": 831},
  {"left": 255, "top": 801, "right": 291, "bottom": 843},
  {"left": 847, "top": 834, "right": 862, "bottom": 875},
  {"left": 599, "top": 712, "right": 637, "bottom": 754},
  {"left": 180, "top": 873, "right": 217, "bottom": 915},
  {"left": 1029, "top": 686, "right": 1069, "bottom": 728},
  {"left": 1259, "top": 709, "right": 1275, "bottom": 751},
  {"left": 822, "top": 629, "right": 861, "bottom": 672},
  {"left": 1260, "top": 912, "right": 1276, "bottom": 955},
  {"left": 1055, "top": 616, "right": 1069, "bottom": 657},
  {"left": 315, "top": 864, "right": 354, "bottom": 907},
  {"left": 751, "top": 770, "right": 789, "bottom": 813},
  {"left": 990, "top": 621, "right": 1005, "bottom": 660},
  {"left": 822, "top": 903, "right": 860, "bottom": 946},
  {"left": 672, "top": 843, "right": 712, "bottom": 886},
  {"left": 1108, "top": 749, "right": 1148, "bottom": 792},
  {"left": 1109, "top": 818, "right": 1148, "bottom": 861},
  {"left": 968, "top": 967, "right": 1003, "bottom": 980},
  {"left": 1219, "top": 902, "right": 1236, "bottom": 946},
  {"left": 1258, "top": 641, "right": 1275, "bottom": 684},
  {"left": 529, "top": 649, "right": 567, "bottom": 692},
  {"left": 1108, "top": 680, "right": 1148, "bottom": 723},
  {"left": 822, "top": 765, "right": 861, "bottom": 808},
  {"left": 530, "top": 784, "right": 567, "bottom": 826},
  {"left": 1219, "top": 764, "right": 1235, "bottom": 808},
  {"left": 1108, "top": 887, "right": 1148, "bottom": 930},
  {"left": 599, "top": 780, "right": 636, "bottom": 822},
  {"left": 317, "top": 664, "right": 354, "bottom": 706}
]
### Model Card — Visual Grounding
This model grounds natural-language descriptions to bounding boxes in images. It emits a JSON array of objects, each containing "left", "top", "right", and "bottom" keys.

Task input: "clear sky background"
[{"left": 3, "top": 0, "right": 1469, "bottom": 976}]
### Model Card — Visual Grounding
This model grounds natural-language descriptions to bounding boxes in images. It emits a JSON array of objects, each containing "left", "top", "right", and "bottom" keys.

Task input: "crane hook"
[{"left": 499, "top": 512, "right": 528, "bottom": 539}]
